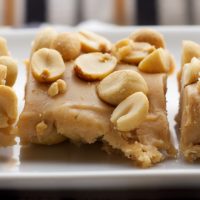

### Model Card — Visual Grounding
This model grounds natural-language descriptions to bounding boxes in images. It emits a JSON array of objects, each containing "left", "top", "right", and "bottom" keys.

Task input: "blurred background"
[{"left": 0, "top": 0, "right": 200, "bottom": 27}]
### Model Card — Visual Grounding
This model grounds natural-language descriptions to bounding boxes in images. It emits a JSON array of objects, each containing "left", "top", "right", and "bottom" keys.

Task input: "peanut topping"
[
  {"left": 0, "top": 85, "right": 18, "bottom": 128},
  {"left": 182, "top": 57, "right": 200, "bottom": 87},
  {"left": 181, "top": 40, "right": 200, "bottom": 67},
  {"left": 97, "top": 70, "right": 148, "bottom": 105},
  {"left": 110, "top": 92, "right": 149, "bottom": 132},
  {"left": 130, "top": 28, "right": 166, "bottom": 48},
  {"left": 112, "top": 38, "right": 155, "bottom": 65},
  {"left": 78, "top": 30, "right": 112, "bottom": 53},
  {"left": 31, "top": 48, "right": 65, "bottom": 83},
  {"left": 112, "top": 39, "right": 133, "bottom": 60},
  {"left": 31, "top": 27, "right": 57, "bottom": 54},
  {"left": 51, "top": 32, "right": 81, "bottom": 61},
  {"left": 138, "top": 48, "right": 170, "bottom": 73},
  {"left": 48, "top": 79, "right": 67, "bottom": 97},
  {"left": 0, "top": 56, "right": 18, "bottom": 86},
  {"left": 74, "top": 52, "right": 117, "bottom": 81}
]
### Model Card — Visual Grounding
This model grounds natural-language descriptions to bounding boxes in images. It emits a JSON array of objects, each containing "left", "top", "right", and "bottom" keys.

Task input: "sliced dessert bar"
[
  {"left": 177, "top": 40, "right": 200, "bottom": 161},
  {"left": 17, "top": 28, "right": 176, "bottom": 167},
  {"left": 0, "top": 36, "right": 18, "bottom": 146}
]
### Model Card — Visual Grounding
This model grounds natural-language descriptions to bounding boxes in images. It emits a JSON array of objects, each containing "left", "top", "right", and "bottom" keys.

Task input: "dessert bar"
[{"left": 17, "top": 28, "right": 176, "bottom": 167}]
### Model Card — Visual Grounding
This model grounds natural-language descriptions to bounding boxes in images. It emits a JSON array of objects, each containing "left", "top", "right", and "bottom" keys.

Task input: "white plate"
[{"left": 0, "top": 26, "right": 200, "bottom": 189}]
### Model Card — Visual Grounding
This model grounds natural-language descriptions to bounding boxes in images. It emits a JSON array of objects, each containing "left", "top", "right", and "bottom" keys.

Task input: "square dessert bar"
[
  {"left": 177, "top": 40, "right": 200, "bottom": 161},
  {"left": 179, "top": 81, "right": 200, "bottom": 161},
  {"left": 17, "top": 28, "right": 176, "bottom": 167},
  {"left": 0, "top": 37, "right": 18, "bottom": 147}
]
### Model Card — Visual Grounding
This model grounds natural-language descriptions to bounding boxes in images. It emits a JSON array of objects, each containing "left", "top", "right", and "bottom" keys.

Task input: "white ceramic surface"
[{"left": 0, "top": 26, "right": 200, "bottom": 189}]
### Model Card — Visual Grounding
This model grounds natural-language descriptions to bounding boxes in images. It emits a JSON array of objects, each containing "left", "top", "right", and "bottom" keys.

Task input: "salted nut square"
[
  {"left": 177, "top": 40, "right": 200, "bottom": 162},
  {"left": 17, "top": 28, "right": 176, "bottom": 168},
  {"left": 0, "top": 36, "right": 18, "bottom": 147}
]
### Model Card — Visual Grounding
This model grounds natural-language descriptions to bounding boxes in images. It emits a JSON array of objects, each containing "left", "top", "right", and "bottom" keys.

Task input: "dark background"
[{"left": 2, "top": 188, "right": 200, "bottom": 199}]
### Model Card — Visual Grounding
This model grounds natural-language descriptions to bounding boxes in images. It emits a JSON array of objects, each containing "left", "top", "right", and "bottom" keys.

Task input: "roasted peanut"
[
  {"left": 31, "top": 27, "right": 57, "bottom": 54},
  {"left": 112, "top": 39, "right": 155, "bottom": 65},
  {"left": 74, "top": 52, "right": 117, "bottom": 81},
  {"left": 48, "top": 79, "right": 67, "bottom": 97},
  {"left": 138, "top": 48, "right": 170, "bottom": 73},
  {"left": 110, "top": 92, "right": 149, "bottom": 132},
  {"left": 0, "top": 56, "right": 18, "bottom": 86},
  {"left": 181, "top": 40, "right": 200, "bottom": 67},
  {"left": 182, "top": 57, "right": 200, "bottom": 87},
  {"left": 78, "top": 30, "right": 112, "bottom": 53},
  {"left": 97, "top": 70, "right": 148, "bottom": 105},
  {"left": 130, "top": 28, "right": 166, "bottom": 48},
  {"left": 51, "top": 32, "right": 81, "bottom": 61},
  {"left": 31, "top": 48, "right": 65, "bottom": 83},
  {"left": 0, "top": 85, "right": 17, "bottom": 128}
]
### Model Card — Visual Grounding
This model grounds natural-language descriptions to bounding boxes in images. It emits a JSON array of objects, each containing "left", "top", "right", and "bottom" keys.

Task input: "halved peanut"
[
  {"left": 0, "top": 56, "right": 18, "bottom": 86},
  {"left": 181, "top": 40, "right": 200, "bottom": 67},
  {"left": 78, "top": 30, "right": 112, "bottom": 53},
  {"left": 48, "top": 79, "right": 67, "bottom": 97},
  {"left": 130, "top": 28, "right": 165, "bottom": 48},
  {"left": 97, "top": 70, "right": 148, "bottom": 105},
  {"left": 0, "top": 65, "right": 7, "bottom": 85},
  {"left": 182, "top": 57, "right": 200, "bottom": 87},
  {"left": 112, "top": 38, "right": 133, "bottom": 60},
  {"left": 110, "top": 92, "right": 149, "bottom": 132},
  {"left": 114, "top": 38, "right": 132, "bottom": 50},
  {"left": 123, "top": 42, "right": 155, "bottom": 64},
  {"left": 0, "top": 85, "right": 17, "bottom": 128},
  {"left": 51, "top": 32, "right": 81, "bottom": 61},
  {"left": 113, "top": 39, "right": 155, "bottom": 65},
  {"left": 31, "top": 27, "right": 57, "bottom": 54},
  {"left": 74, "top": 52, "right": 117, "bottom": 81},
  {"left": 31, "top": 48, "right": 65, "bottom": 83},
  {"left": 0, "top": 37, "right": 9, "bottom": 56},
  {"left": 132, "top": 42, "right": 156, "bottom": 52},
  {"left": 122, "top": 51, "right": 149, "bottom": 65},
  {"left": 138, "top": 48, "right": 170, "bottom": 73}
]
